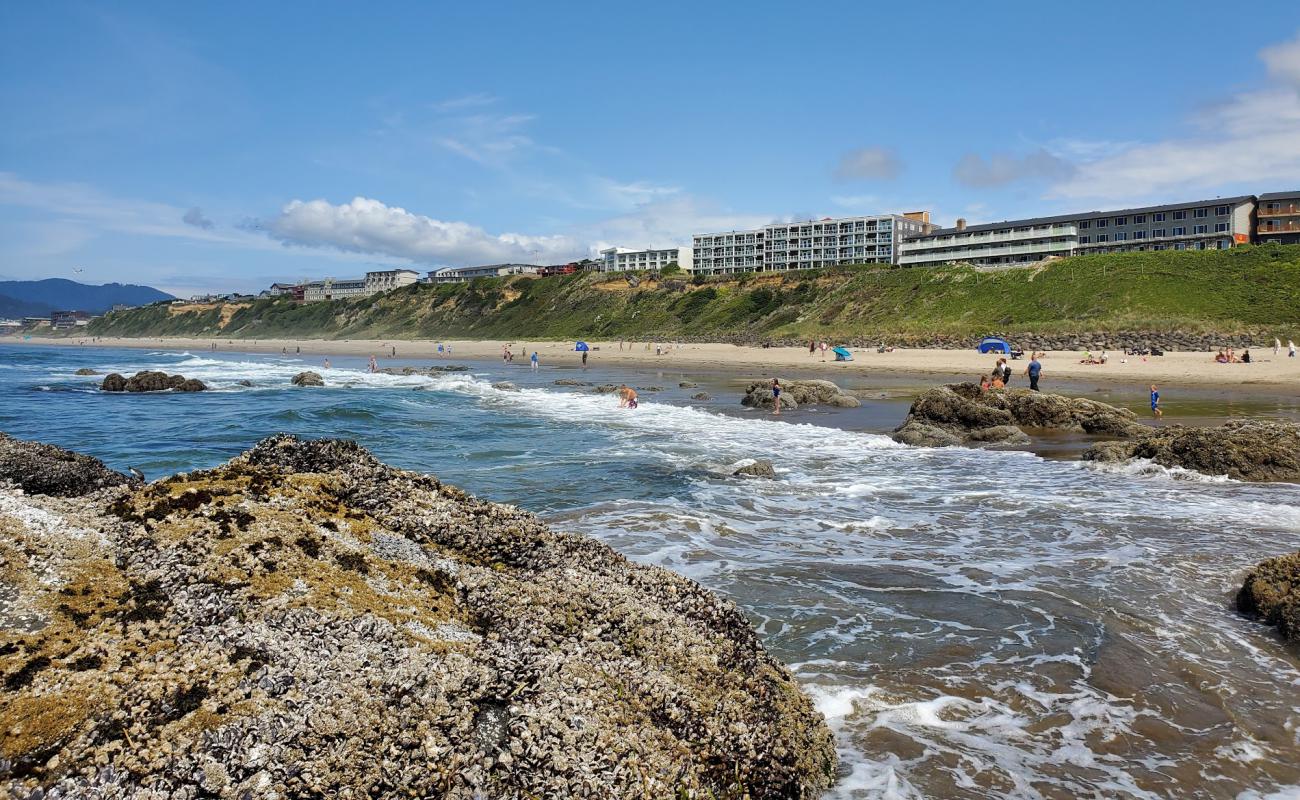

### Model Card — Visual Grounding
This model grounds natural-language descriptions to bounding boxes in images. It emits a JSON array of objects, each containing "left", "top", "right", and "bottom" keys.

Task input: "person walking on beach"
[
  {"left": 1274, "top": 337, "right": 1281, "bottom": 357},
  {"left": 819, "top": 341, "right": 828, "bottom": 362},
  {"left": 368, "top": 355, "right": 377, "bottom": 373},
  {"left": 1290, "top": 340, "right": 1297, "bottom": 358},
  {"left": 771, "top": 378, "right": 783, "bottom": 415},
  {"left": 809, "top": 340, "right": 816, "bottom": 357},
  {"left": 581, "top": 350, "right": 588, "bottom": 368},
  {"left": 530, "top": 351, "right": 539, "bottom": 371},
  {"left": 1150, "top": 384, "right": 1162, "bottom": 419},
  {"left": 1025, "top": 353, "right": 1042, "bottom": 391}
]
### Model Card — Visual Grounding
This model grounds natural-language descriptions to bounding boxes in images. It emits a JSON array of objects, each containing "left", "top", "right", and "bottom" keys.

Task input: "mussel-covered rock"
[
  {"left": 100, "top": 370, "right": 207, "bottom": 392},
  {"left": 1237, "top": 551, "right": 1300, "bottom": 642},
  {"left": 0, "top": 435, "right": 836, "bottom": 799},
  {"left": 1084, "top": 419, "right": 1300, "bottom": 482},
  {"left": 291, "top": 371, "right": 324, "bottom": 387},
  {"left": 0, "top": 432, "right": 128, "bottom": 496},
  {"left": 741, "top": 380, "right": 860, "bottom": 411},
  {"left": 734, "top": 459, "right": 777, "bottom": 479}
]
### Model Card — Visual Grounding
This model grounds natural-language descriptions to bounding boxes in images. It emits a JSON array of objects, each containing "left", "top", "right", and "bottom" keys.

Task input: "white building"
[
  {"left": 364, "top": 269, "right": 420, "bottom": 293},
  {"left": 598, "top": 246, "right": 692, "bottom": 273},
  {"left": 898, "top": 196, "right": 1256, "bottom": 268},
  {"left": 302, "top": 278, "right": 368, "bottom": 302},
  {"left": 427, "top": 264, "right": 543, "bottom": 284},
  {"left": 692, "top": 213, "right": 931, "bottom": 275}
]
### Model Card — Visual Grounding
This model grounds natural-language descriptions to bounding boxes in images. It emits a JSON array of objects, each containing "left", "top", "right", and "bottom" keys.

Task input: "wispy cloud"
[
  {"left": 182, "top": 206, "right": 214, "bottom": 229},
  {"left": 953, "top": 148, "right": 1075, "bottom": 188},
  {"left": 432, "top": 92, "right": 498, "bottom": 112},
  {"left": 834, "top": 147, "right": 902, "bottom": 181}
]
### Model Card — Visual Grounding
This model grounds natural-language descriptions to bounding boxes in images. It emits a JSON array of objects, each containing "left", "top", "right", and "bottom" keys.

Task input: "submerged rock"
[
  {"left": 553, "top": 378, "right": 591, "bottom": 386},
  {"left": 74, "top": 368, "right": 98, "bottom": 376},
  {"left": 679, "top": 381, "right": 699, "bottom": 388},
  {"left": 491, "top": 381, "right": 519, "bottom": 392},
  {"left": 692, "top": 392, "right": 713, "bottom": 401},
  {"left": 0, "top": 435, "right": 835, "bottom": 799},
  {"left": 375, "top": 365, "right": 468, "bottom": 375},
  {"left": 1084, "top": 419, "right": 1300, "bottom": 482},
  {"left": 741, "top": 380, "right": 860, "bottom": 412},
  {"left": 0, "top": 432, "right": 129, "bottom": 496},
  {"left": 734, "top": 459, "right": 777, "bottom": 479},
  {"left": 100, "top": 370, "right": 207, "bottom": 392},
  {"left": 291, "top": 371, "right": 324, "bottom": 387},
  {"left": 1237, "top": 551, "right": 1300, "bottom": 642},
  {"left": 236, "top": 379, "right": 254, "bottom": 387},
  {"left": 892, "top": 384, "right": 1142, "bottom": 447}
]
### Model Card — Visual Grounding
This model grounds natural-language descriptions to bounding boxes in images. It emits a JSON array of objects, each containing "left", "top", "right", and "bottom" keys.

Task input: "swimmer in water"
[{"left": 618, "top": 384, "right": 638, "bottom": 409}]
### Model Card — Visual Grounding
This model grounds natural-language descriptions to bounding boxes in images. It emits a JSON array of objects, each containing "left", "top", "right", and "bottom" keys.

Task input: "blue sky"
[{"left": 2, "top": 1, "right": 1298, "bottom": 296}]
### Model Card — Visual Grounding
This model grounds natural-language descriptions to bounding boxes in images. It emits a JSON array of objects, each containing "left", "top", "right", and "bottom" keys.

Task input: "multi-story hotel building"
[
  {"left": 898, "top": 196, "right": 1255, "bottom": 268},
  {"left": 1257, "top": 191, "right": 1300, "bottom": 245},
  {"left": 364, "top": 268, "right": 420, "bottom": 293},
  {"left": 692, "top": 213, "right": 932, "bottom": 275},
  {"left": 599, "top": 246, "right": 693, "bottom": 273}
]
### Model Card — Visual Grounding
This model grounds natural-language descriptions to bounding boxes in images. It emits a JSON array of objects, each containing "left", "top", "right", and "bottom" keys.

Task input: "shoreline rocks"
[
  {"left": 0, "top": 432, "right": 130, "bottom": 496},
  {"left": 0, "top": 435, "right": 836, "bottom": 798},
  {"left": 893, "top": 383, "right": 1142, "bottom": 447},
  {"left": 1237, "top": 551, "right": 1300, "bottom": 643},
  {"left": 734, "top": 459, "right": 777, "bottom": 479},
  {"left": 101, "top": 370, "right": 207, "bottom": 392},
  {"left": 73, "top": 368, "right": 98, "bottom": 376},
  {"left": 290, "top": 371, "right": 324, "bottom": 387},
  {"left": 1084, "top": 419, "right": 1300, "bottom": 482},
  {"left": 741, "top": 380, "right": 861, "bottom": 412}
]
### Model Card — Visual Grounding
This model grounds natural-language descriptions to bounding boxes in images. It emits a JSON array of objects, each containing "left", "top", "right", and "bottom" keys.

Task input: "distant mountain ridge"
[{"left": 0, "top": 279, "right": 174, "bottom": 317}]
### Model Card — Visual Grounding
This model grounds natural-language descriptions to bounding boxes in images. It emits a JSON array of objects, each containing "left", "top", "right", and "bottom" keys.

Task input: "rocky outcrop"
[
  {"left": 73, "top": 368, "right": 98, "bottom": 376},
  {"left": 1237, "top": 551, "right": 1300, "bottom": 642},
  {"left": 291, "top": 371, "right": 324, "bottom": 387},
  {"left": 491, "top": 382, "right": 519, "bottom": 392},
  {"left": 554, "top": 379, "right": 591, "bottom": 386},
  {"left": 0, "top": 436, "right": 835, "bottom": 799},
  {"left": 0, "top": 432, "right": 130, "bottom": 496},
  {"left": 679, "top": 381, "right": 699, "bottom": 388},
  {"left": 734, "top": 459, "right": 777, "bottom": 479},
  {"left": 1083, "top": 420, "right": 1300, "bottom": 482},
  {"left": 892, "top": 384, "right": 1143, "bottom": 447},
  {"left": 375, "top": 365, "right": 468, "bottom": 375},
  {"left": 692, "top": 392, "right": 712, "bottom": 401},
  {"left": 100, "top": 371, "right": 207, "bottom": 392},
  {"left": 741, "top": 380, "right": 861, "bottom": 412}
]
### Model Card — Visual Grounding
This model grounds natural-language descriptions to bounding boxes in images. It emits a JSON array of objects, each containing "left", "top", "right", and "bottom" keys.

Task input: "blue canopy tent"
[
  {"left": 832, "top": 346, "right": 853, "bottom": 361},
  {"left": 977, "top": 337, "right": 1011, "bottom": 354},
  {"left": 575, "top": 341, "right": 590, "bottom": 352}
]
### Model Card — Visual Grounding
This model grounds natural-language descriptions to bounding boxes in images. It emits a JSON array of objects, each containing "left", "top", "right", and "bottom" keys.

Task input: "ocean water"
[{"left": 3, "top": 344, "right": 1299, "bottom": 800}]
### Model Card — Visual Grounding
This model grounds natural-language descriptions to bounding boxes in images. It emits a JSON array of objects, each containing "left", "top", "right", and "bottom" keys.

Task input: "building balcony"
[
  {"left": 900, "top": 225, "right": 1078, "bottom": 253},
  {"left": 1259, "top": 222, "right": 1300, "bottom": 233},
  {"left": 1259, "top": 204, "right": 1300, "bottom": 216},
  {"left": 898, "top": 240, "right": 1074, "bottom": 265}
]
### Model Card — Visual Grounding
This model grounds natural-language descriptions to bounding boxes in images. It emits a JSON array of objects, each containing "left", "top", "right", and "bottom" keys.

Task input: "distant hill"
[{"left": 0, "top": 279, "right": 174, "bottom": 316}]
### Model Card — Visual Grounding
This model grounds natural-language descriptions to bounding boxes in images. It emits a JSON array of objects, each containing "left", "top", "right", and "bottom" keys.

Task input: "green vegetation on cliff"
[{"left": 88, "top": 244, "right": 1300, "bottom": 341}]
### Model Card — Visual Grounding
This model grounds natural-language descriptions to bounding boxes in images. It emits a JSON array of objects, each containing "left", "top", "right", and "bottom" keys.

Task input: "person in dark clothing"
[{"left": 1025, "top": 354, "right": 1042, "bottom": 391}]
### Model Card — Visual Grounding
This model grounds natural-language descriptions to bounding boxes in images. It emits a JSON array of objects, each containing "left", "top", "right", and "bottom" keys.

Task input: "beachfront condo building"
[
  {"left": 692, "top": 213, "right": 932, "bottom": 275},
  {"left": 1257, "top": 191, "right": 1300, "bottom": 245},
  {"left": 364, "top": 268, "right": 420, "bottom": 293},
  {"left": 598, "top": 246, "right": 693, "bottom": 273},
  {"left": 302, "top": 278, "right": 368, "bottom": 302},
  {"left": 898, "top": 196, "right": 1256, "bottom": 268}
]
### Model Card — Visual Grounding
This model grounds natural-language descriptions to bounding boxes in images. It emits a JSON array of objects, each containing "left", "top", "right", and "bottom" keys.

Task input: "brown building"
[{"left": 1257, "top": 191, "right": 1300, "bottom": 245}]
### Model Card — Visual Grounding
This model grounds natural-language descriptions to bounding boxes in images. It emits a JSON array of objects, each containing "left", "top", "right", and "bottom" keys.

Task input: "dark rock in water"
[
  {"left": 892, "top": 384, "right": 1141, "bottom": 447},
  {"left": 0, "top": 432, "right": 129, "bottom": 496},
  {"left": 1237, "top": 551, "right": 1300, "bottom": 642},
  {"left": 236, "top": 379, "right": 254, "bottom": 387},
  {"left": 291, "top": 371, "right": 324, "bottom": 387},
  {"left": 100, "top": 371, "right": 208, "bottom": 392},
  {"left": 638, "top": 386, "right": 664, "bottom": 392},
  {"left": 0, "top": 435, "right": 835, "bottom": 798},
  {"left": 734, "top": 459, "right": 777, "bottom": 479},
  {"left": 592, "top": 384, "right": 621, "bottom": 394},
  {"left": 74, "top": 368, "right": 98, "bottom": 376},
  {"left": 491, "top": 381, "right": 519, "bottom": 392},
  {"left": 1083, "top": 419, "right": 1300, "bottom": 482},
  {"left": 553, "top": 378, "right": 592, "bottom": 386},
  {"left": 692, "top": 392, "right": 712, "bottom": 401},
  {"left": 741, "top": 380, "right": 860, "bottom": 411},
  {"left": 376, "top": 365, "right": 469, "bottom": 376},
  {"left": 679, "top": 381, "right": 699, "bottom": 388}
]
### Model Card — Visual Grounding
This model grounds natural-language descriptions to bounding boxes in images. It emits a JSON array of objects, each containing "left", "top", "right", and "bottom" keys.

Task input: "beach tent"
[
  {"left": 977, "top": 337, "right": 1011, "bottom": 354},
  {"left": 575, "top": 341, "right": 590, "bottom": 352},
  {"left": 832, "top": 346, "right": 853, "bottom": 361}
]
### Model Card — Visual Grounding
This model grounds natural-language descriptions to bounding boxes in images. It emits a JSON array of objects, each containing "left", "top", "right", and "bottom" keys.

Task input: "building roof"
[
  {"left": 910, "top": 195, "right": 1256, "bottom": 240},
  {"left": 1259, "top": 190, "right": 1300, "bottom": 200}
]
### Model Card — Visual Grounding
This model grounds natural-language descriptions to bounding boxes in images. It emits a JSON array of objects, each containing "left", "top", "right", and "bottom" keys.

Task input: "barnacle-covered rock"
[{"left": 0, "top": 435, "right": 835, "bottom": 799}]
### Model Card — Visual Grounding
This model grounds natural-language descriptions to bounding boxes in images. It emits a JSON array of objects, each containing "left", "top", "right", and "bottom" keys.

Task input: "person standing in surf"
[
  {"left": 771, "top": 378, "right": 783, "bottom": 415},
  {"left": 1150, "top": 384, "right": 1162, "bottom": 419},
  {"left": 1025, "top": 353, "right": 1042, "bottom": 391},
  {"left": 530, "top": 351, "right": 539, "bottom": 371}
]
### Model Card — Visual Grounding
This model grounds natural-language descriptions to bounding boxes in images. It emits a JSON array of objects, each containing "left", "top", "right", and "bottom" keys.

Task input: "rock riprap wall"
[{"left": 0, "top": 434, "right": 835, "bottom": 799}]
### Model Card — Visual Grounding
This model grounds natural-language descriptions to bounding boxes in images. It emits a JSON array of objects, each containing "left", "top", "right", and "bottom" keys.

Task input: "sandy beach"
[{"left": 9, "top": 334, "right": 1300, "bottom": 392}]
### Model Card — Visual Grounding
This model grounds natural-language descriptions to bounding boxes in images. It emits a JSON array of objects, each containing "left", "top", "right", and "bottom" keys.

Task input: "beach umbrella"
[{"left": 575, "top": 341, "right": 590, "bottom": 351}]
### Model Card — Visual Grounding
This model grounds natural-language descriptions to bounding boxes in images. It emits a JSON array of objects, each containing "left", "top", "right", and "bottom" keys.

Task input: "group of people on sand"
[
  {"left": 1215, "top": 347, "right": 1251, "bottom": 364},
  {"left": 1079, "top": 349, "right": 1109, "bottom": 365}
]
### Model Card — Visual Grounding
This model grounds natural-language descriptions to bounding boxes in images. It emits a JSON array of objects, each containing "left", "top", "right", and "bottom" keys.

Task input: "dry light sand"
[{"left": 9, "top": 335, "right": 1300, "bottom": 392}]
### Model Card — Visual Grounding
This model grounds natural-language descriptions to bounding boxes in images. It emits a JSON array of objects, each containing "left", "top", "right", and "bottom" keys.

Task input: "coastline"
[{"left": 8, "top": 334, "right": 1300, "bottom": 392}]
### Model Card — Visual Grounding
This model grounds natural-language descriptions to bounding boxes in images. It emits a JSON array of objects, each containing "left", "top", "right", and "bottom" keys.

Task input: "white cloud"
[
  {"left": 578, "top": 195, "right": 770, "bottom": 251},
  {"left": 182, "top": 206, "right": 213, "bottom": 229},
  {"left": 1048, "top": 33, "right": 1300, "bottom": 201},
  {"left": 262, "top": 196, "right": 583, "bottom": 265},
  {"left": 834, "top": 147, "right": 902, "bottom": 181},
  {"left": 1262, "top": 31, "right": 1300, "bottom": 88},
  {"left": 434, "top": 112, "right": 551, "bottom": 167},
  {"left": 432, "top": 93, "right": 498, "bottom": 112},
  {"left": 590, "top": 178, "right": 682, "bottom": 210},
  {"left": 953, "top": 148, "right": 1075, "bottom": 188}
]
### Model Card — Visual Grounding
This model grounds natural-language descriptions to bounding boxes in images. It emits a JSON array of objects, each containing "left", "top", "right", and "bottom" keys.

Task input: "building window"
[
  {"left": 1173, "top": 226, "right": 1186, "bottom": 236},
  {"left": 1193, "top": 224, "right": 1208, "bottom": 234},
  {"left": 1096, "top": 234, "right": 1108, "bottom": 243},
  {"left": 1152, "top": 228, "right": 1166, "bottom": 238},
  {"left": 1194, "top": 208, "right": 1208, "bottom": 218},
  {"left": 1132, "top": 230, "right": 1146, "bottom": 239},
  {"left": 1214, "top": 222, "right": 1228, "bottom": 233},
  {"left": 1174, "top": 243, "right": 1186, "bottom": 250},
  {"left": 1133, "top": 215, "right": 1146, "bottom": 224},
  {"left": 1114, "top": 232, "right": 1127, "bottom": 241},
  {"left": 1115, "top": 216, "right": 1127, "bottom": 225},
  {"left": 1096, "top": 218, "right": 1108, "bottom": 227},
  {"left": 1153, "top": 212, "right": 1165, "bottom": 222},
  {"left": 1173, "top": 210, "right": 1187, "bottom": 220},
  {"left": 1079, "top": 220, "right": 1090, "bottom": 229},
  {"left": 1215, "top": 205, "right": 1229, "bottom": 216},
  {"left": 1079, "top": 235, "right": 1090, "bottom": 244}
]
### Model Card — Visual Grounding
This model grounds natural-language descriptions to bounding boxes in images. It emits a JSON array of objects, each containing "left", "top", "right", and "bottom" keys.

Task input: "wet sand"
[{"left": 11, "top": 335, "right": 1300, "bottom": 393}]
